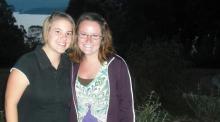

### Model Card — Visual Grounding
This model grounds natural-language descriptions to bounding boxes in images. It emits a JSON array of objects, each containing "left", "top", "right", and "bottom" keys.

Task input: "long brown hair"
[{"left": 69, "top": 12, "right": 115, "bottom": 64}]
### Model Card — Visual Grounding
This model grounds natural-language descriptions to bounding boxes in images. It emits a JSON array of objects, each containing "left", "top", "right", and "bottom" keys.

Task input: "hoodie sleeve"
[{"left": 117, "top": 58, "right": 135, "bottom": 122}]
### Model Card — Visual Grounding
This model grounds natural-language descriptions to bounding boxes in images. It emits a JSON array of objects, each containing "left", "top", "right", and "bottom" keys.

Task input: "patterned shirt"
[{"left": 75, "top": 62, "right": 110, "bottom": 122}]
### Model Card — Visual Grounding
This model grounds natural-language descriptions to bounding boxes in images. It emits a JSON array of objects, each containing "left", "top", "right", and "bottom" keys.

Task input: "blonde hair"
[{"left": 42, "top": 11, "right": 75, "bottom": 45}]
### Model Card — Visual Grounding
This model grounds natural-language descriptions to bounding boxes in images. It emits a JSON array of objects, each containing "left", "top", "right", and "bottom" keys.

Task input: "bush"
[
  {"left": 183, "top": 92, "right": 220, "bottom": 121},
  {"left": 136, "top": 91, "right": 170, "bottom": 122}
]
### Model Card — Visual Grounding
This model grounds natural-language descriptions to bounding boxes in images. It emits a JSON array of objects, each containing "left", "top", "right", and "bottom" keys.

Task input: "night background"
[{"left": 1, "top": 0, "right": 220, "bottom": 121}]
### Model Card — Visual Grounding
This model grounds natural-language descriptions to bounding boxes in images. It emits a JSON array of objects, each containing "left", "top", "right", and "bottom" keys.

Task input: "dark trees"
[
  {"left": 0, "top": 0, "right": 26, "bottom": 67},
  {"left": 66, "top": 0, "right": 220, "bottom": 66}
]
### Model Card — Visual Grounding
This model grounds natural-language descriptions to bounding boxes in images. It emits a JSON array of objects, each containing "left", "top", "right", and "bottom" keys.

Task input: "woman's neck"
[
  {"left": 42, "top": 45, "right": 61, "bottom": 69},
  {"left": 79, "top": 55, "right": 101, "bottom": 79},
  {"left": 82, "top": 55, "right": 99, "bottom": 64}
]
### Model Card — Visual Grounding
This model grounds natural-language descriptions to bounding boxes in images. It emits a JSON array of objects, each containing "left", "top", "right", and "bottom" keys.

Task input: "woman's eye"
[
  {"left": 92, "top": 35, "right": 99, "bottom": 38},
  {"left": 66, "top": 32, "right": 72, "bottom": 36},
  {"left": 55, "top": 30, "right": 60, "bottom": 34}
]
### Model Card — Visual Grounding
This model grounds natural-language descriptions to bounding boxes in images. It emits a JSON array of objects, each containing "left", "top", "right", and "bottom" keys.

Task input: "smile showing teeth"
[
  {"left": 58, "top": 42, "right": 65, "bottom": 46},
  {"left": 84, "top": 44, "right": 92, "bottom": 48}
]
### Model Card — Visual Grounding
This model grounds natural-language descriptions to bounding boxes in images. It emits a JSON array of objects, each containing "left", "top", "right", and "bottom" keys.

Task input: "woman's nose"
[{"left": 84, "top": 35, "right": 93, "bottom": 42}]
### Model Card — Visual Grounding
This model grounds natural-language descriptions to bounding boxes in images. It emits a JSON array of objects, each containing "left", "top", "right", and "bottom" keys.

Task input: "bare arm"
[{"left": 5, "top": 69, "right": 29, "bottom": 122}]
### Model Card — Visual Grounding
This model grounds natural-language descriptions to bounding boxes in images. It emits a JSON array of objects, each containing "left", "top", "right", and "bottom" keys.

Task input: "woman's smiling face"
[
  {"left": 77, "top": 20, "right": 102, "bottom": 57},
  {"left": 46, "top": 18, "right": 73, "bottom": 54}
]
